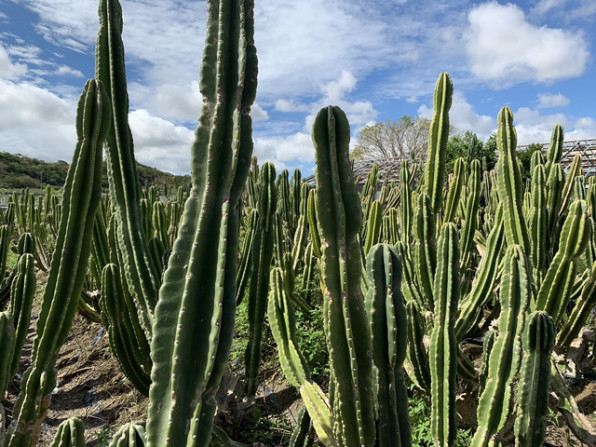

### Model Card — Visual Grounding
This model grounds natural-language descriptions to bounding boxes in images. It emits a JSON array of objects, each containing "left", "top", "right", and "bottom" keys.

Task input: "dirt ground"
[{"left": 2, "top": 308, "right": 148, "bottom": 446}]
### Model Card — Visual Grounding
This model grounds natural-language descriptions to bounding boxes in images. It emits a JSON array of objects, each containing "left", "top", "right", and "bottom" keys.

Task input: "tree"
[
  {"left": 517, "top": 143, "right": 543, "bottom": 179},
  {"left": 351, "top": 116, "right": 431, "bottom": 163},
  {"left": 445, "top": 131, "right": 498, "bottom": 173}
]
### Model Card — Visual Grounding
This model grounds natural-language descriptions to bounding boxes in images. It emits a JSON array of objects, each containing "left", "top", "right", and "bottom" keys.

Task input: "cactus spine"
[{"left": 146, "top": 0, "right": 258, "bottom": 444}]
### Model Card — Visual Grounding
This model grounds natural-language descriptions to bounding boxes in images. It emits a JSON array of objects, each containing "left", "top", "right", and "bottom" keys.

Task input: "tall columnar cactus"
[
  {"left": 557, "top": 260, "right": 596, "bottom": 349},
  {"left": 444, "top": 158, "right": 465, "bottom": 223},
  {"left": 496, "top": 107, "right": 530, "bottom": 256},
  {"left": 414, "top": 194, "right": 436, "bottom": 311},
  {"left": 400, "top": 160, "right": 413, "bottom": 244},
  {"left": 48, "top": 418, "right": 85, "bottom": 447},
  {"left": 267, "top": 267, "right": 333, "bottom": 445},
  {"left": 459, "top": 159, "right": 481, "bottom": 276},
  {"left": 313, "top": 106, "right": 375, "bottom": 447},
  {"left": 405, "top": 301, "right": 431, "bottom": 391},
  {"left": 245, "top": 162, "right": 277, "bottom": 396},
  {"left": 8, "top": 254, "right": 36, "bottom": 381},
  {"left": 514, "top": 311, "right": 555, "bottom": 447},
  {"left": 146, "top": 0, "right": 258, "bottom": 444},
  {"left": 100, "top": 263, "right": 151, "bottom": 395},
  {"left": 536, "top": 200, "right": 591, "bottom": 324},
  {"left": 471, "top": 245, "right": 530, "bottom": 447},
  {"left": 6, "top": 79, "right": 111, "bottom": 447},
  {"left": 423, "top": 73, "right": 453, "bottom": 215},
  {"left": 365, "top": 244, "right": 411, "bottom": 447},
  {"left": 545, "top": 125, "right": 563, "bottom": 177},
  {"left": 95, "top": 0, "right": 160, "bottom": 336},
  {"left": 0, "top": 311, "right": 15, "bottom": 398},
  {"left": 430, "top": 223, "right": 459, "bottom": 447}
]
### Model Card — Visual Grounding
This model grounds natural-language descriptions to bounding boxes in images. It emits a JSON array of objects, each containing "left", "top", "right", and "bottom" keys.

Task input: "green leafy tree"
[{"left": 446, "top": 132, "right": 498, "bottom": 173}]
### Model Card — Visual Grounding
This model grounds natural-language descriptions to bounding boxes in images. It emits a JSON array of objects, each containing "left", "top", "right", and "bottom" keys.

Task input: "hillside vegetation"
[{"left": 0, "top": 152, "right": 190, "bottom": 190}]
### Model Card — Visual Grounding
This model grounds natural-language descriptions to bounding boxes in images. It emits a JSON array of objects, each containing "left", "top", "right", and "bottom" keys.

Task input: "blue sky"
[{"left": 0, "top": 0, "right": 595, "bottom": 175}]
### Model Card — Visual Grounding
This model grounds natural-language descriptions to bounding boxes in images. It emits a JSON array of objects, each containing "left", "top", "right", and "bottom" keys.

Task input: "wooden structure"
[{"left": 518, "top": 139, "right": 596, "bottom": 176}]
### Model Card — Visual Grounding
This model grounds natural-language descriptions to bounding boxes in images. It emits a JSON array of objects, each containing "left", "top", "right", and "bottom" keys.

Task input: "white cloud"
[
  {"left": 531, "top": 0, "right": 566, "bottom": 15},
  {"left": 251, "top": 104, "right": 269, "bottom": 122},
  {"left": 418, "top": 91, "right": 494, "bottom": 140},
  {"left": 0, "top": 79, "right": 76, "bottom": 160},
  {"left": 254, "top": 133, "right": 314, "bottom": 168},
  {"left": 463, "top": 3, "right": 589, "bottom": 85},
  {"left": 274, "top": 99, "right": 309, "bottom": 113},
  {"left": 537, "top": 93, "right": 570, "bottom": 108},
  {"left": 128, "top": 109, "right": 195, "bottom": 174},
  {"left": 0, "top": 44, "right": 27, "bottom": 79},
  {"left": 56, "top": 65, "right": 84, "bottom": 78}
]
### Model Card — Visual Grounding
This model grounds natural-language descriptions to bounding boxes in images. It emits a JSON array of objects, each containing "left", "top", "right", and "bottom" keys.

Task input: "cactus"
[
  {"left": 96, "top": 0, "right": 160, "bottom": 337},
  {"left": 245, "top": 162, "right": 277, "bottom": 396},
  {"left": 414, "top": 194, "right": 436, "bottom": 311},
  {"left": 557, "top": 260, "right": 596, "bottom": 349},
  {"left": 313, "top": 106, "right": 375, "bottom": 447},
  {"left": 444, "top": 158, "right": 466, "bottom": 223},
  {"left": 363, "top": 200, "right": 382, "bottom": 255},
  {"left": 48, "top": 418, "right": 85, "bottom": 447},
  {"left": 405, "top": 301, "right": 431, "bottom": 391},
  {"left": 496, "top": 107, "right": 530, "bottom": 256},
  {"left": 514, "top": 311, "right": 555, "bottom": 447},
  {"left": 430, "top": 223, "right": 459, "bottom": 447},
  {"left": 8, "top": 254, "right": 36, "bottom": 381},
  {"left": 0, "top": 311, "right": 15, "bottom": 397},
  {"left": 536, "top": 200, "right": 591, "bottom": 324},
  {"left": 100, "top": 263, "right": 151, "bottom": 395},
  {"left": 471, "top": 245, "right": 530, "bottom": 447},
  {"left": 6, "top": 78, "right": 111, "bottom": 446},
  {"left": 365, "top": 244, "right": 411, "bottom": 447},
  {"left": 109, "top": 423, "right": 146, "bottom": 447},
  {"left": 146, "top": 0, "right": 258, "bottom": 444},
  {"left": 289, "top": 407, "right": 316, "bottom": 447},
  {"left": 423, "top": 73, "right": 453, "bottom": 214}
]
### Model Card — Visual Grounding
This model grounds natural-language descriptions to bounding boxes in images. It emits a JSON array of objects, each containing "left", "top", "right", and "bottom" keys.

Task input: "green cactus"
[
  {"left": 430, "top": 223, "right": 459, "bottom": 447},
  {"left": 471, "top": 245, "right": 530, "bottom": 447},
  {"left": 424, "top": 73, "right": 453, "bottom": 214},
  {"left": 444, "top": 158, "right": 466, "bottom": 223},
  {"left": 313, "top": 105, "right": 375, "bottom": 447},
  {"left": 245, "top": 162, "right": 277, "bottom": 396},
  {"left": 6, "top": 78, "right": 111, "bottom": 447},
  {"left": 109, "top": 423, "right": 146, "bottom": 447},
  {"left": 0, "top": 311, "right": 15, "bottom": 397},
  {"left": 290, "top": 407, "right": 316, "bottom": 447},
  {"left": 536, "top": 200, "right": 591, "bottom": 324},
  {"left": 405, "top": 301, "right": 431, "bottom": 392},
  {"left": 146, "top": 0, "right": 258, "bottom": 444},
  {"left": 365, "top": 243, "right": 411, "bottom": 447},
  {"left": 48, "top": 418, "right": 85, "bottom": 447},
  {"left": 96, "top": 0, "right": 160, "bottom": 337},
  {"left": 8, "top": 254, "right": 36, "bottom": 381},
  {"left": 514, "top": 311, "right": 555, "bottom": 447}
]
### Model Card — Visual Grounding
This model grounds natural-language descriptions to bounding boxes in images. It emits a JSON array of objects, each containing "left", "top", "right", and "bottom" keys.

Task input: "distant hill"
[{"left": 0, "top": 152, "right": 190, "bottom": 191}]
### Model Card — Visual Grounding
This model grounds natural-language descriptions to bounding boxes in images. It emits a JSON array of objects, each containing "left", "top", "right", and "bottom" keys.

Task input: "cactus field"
[{"left": 2, "top": 0, "right": 596, "bottom": 446}]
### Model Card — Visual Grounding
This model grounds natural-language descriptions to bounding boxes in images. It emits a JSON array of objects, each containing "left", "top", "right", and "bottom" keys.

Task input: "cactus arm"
[
  {"left": 109, "top": 423, "right": 147, "bottom": 447},
  {"left": 414, "top": 194, "right": 436, "bottom": 311},
  {"left": 405, "top": 301, "right": 431, "bottom": 391},
  {"left": 444, "top": 158, "right": 466, "bottom": 223}
]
